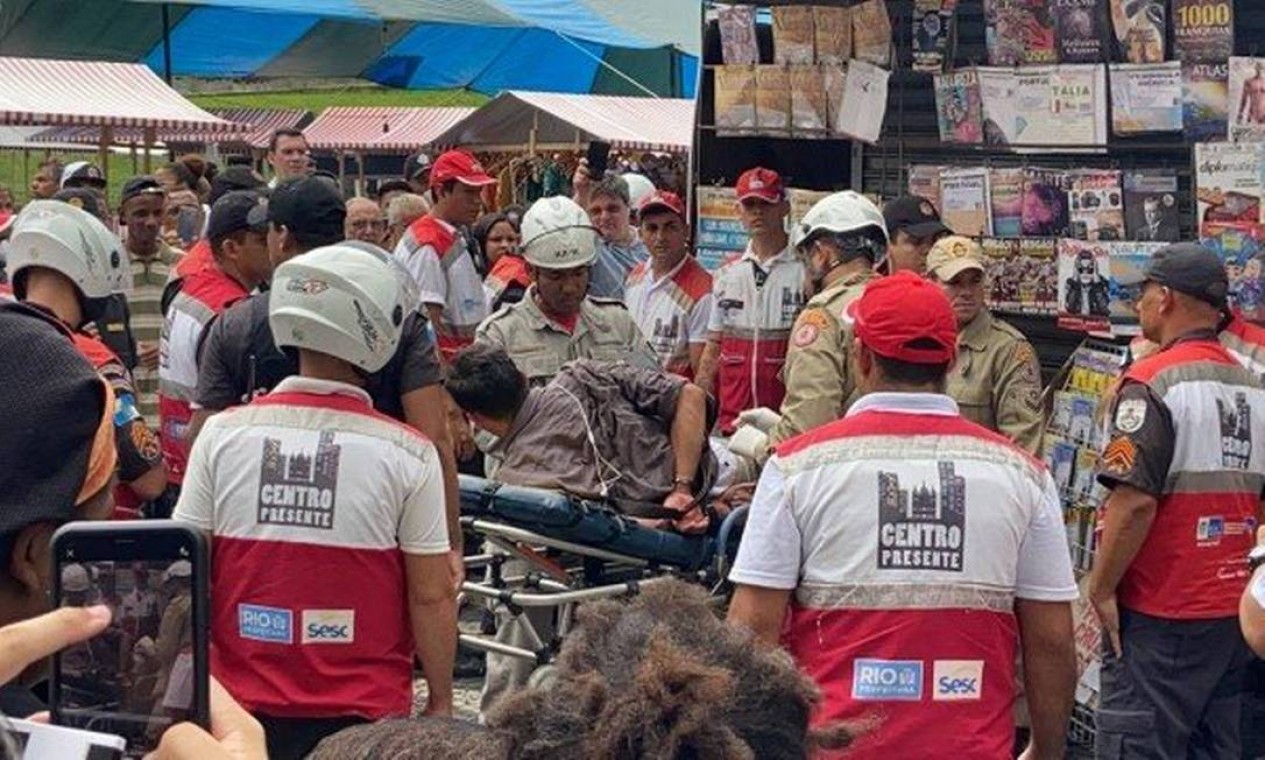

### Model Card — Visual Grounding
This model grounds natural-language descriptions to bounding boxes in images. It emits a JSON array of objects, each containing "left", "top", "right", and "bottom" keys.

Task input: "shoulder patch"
[
  {"left": 792, "top": 309, "right": 831, "bottom": 347},
  {"left": 1114, "top": 398, "right": 1147, "bottom": 433},
  {"left": 1101, "top": 436, "right": 1137, "bottom": 476}
]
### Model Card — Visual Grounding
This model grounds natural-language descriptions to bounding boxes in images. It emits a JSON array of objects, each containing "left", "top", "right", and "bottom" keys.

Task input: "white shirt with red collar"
[
  {"left": 731, "top": 392, "right": 1076, "bottom": 758},
  {"left": 705, "top": 243, "right": 807, "bottom": 431},
  {"left": 624, "top": 255, "right": 713, "bottom": 378},
  {"left": 173, "top": 376, "right": 447, "bottom": 720}
]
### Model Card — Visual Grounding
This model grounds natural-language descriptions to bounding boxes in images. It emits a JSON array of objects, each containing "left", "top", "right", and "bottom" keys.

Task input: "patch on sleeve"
[
  {"left": 1113, "top": 398, "right": 1147, "bottom": 434},
  {"left": 792, "top": 309, "right": 830, "bottom": 347},
  {"left": 1100, "top": 436, "right": 1138, "bottom": 476},
  {"left": 131, "top": 422, "right": 162, "bottom": 462}
]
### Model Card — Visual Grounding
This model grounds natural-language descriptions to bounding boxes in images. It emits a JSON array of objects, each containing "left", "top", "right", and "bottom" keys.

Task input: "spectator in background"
[
  {"left": 164, "top": 189, "right": 205, "bottom": 251},
  {"left": 345, "top": 197, "right": 388, "bottom": 246},
  {"left": 385, "top": 193, "right": 428, "bottom": 253},
  {"left": 266, "top": 128, "right": 311, "bottom": 187},
  {"left": 30, "top": 158, "right": 64, "bottom": 200},
  {"left": 119, "top": 176, "right": 184, "bottom": 423},
  {"left": 378, "top": 179, "right": 413, "bottom": 215},
  {"left": 475, "top": 212, "right": 526, "bottom": 312},
  {"left": 60, "top": 161, "right": 107, "bottom": 193},
  {"left": 155, "top": 161, "right": 199, "bottom": 196},
  {"left": 209, "top": 165, "right": 266, "bottom": 205},
  {"left": 572, "top": 168, "right": 648, "bottom": 300},
  {"left": 403, "top": 153, "right": 432, "bottom": 195}
]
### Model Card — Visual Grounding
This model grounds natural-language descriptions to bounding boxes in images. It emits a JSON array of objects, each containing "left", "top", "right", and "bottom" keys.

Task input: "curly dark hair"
[{"left": 309, "top": 580, "right": 860, "bottom": 759}]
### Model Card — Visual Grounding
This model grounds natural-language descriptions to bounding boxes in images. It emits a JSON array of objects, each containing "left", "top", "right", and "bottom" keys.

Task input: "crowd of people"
[{"left": 5, "top": 126, "right": 1265, "bottom": 759}]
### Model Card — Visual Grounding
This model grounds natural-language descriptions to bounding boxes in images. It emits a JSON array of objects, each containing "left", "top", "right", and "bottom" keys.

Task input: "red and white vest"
[
  {"left": 395, "top": 216, "right": 487, "bottom": 363},
  {"left": 172, "top": 377, "right": 447, "bottom": 719},
  {"left": 625, "top": 255, "right": 713, "bottom": 379},
  {"left": 1115, "top": 337, "right": 1265, "bottom": 619},
  {"left": 707, "top": 245, "right": 806, "bottom": 432},
  {"left": 158, "top": 265, "right": 247, "bottom": 484}
]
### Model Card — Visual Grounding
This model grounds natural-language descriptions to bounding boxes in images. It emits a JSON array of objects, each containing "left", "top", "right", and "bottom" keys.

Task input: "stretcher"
[{"left": 457, "top": 475, "right": 748, "bottom": 670}]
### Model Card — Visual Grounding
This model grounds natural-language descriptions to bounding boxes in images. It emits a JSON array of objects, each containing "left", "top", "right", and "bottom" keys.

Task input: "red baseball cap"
[
  {"left": 735, "top": 167, "right": 784, "bottom": 203},
  {"left": 638, "top": 190, "right": 687, "bottom": 221},
  {"left": 429, "top": 149, "right": 496, "bottom": 189},
  {"left": 849, "top": 271, "right": 957, "bottom": 364}
]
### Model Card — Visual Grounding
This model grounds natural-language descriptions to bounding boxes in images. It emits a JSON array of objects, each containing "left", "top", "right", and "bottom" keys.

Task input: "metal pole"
[{"left": 161, "top": 3, "right": 174, "bottom": 85}]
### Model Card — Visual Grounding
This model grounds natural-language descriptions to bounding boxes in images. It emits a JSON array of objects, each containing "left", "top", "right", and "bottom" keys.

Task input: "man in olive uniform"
[
  {"left": 726, "top": 192, "right": 888, "bottom": 463},
  {"left": 926, "top": 236, "right": 1044, "bottom": 454},
  {"left": 475, "top": 196, "right": 657, "bottom": 384}
]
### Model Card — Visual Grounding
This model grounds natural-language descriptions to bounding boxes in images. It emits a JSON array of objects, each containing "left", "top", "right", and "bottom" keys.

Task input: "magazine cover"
[
  {"left": 771, "top": 6, "right": 815, "bottom": 65},
  {"left": 990, "top": 168, "right": 1024, "bottom": 236},
  {"left": 1229, "top": 57, "right": 1265, "bottom": 143},
  {"left": 789, "top": 66, "right": 828, "bottom": 133},
  {"left": 1055, "top": 0, "right": 1107, "bottom": 64},
  {"left": 982, "top": 237, "right": 1020, "bottom": 310},
  {"left": 940, "top": 167, "right": 992, "bottom": 236},
  {"left": 1106, "top": 241, "right": 1166, "bottom": 335},
  {"left": 1110, "top": 0, "right": 1166, "bottom": 63},
  {"left": 908, "top": 165, "right": 946, "bottom": 212},
  {"left": 1058, "top": 238, "right": 1112, "bottom": 332},
  {"left": 1195, "top": 141, "right": 1263, "bottom": 237},
  {"left": 1123, "top": 170, "right": 1181, "bottom": 242},
  {"left": 835, "top": 60, "right": 890, "bottom": 143},
  {"left": 1023, "top": 168, "right": 1071, "bottom": 236},
  {"left": 1050, "top": 391, "right": 1077, "bottom": 436},
  {"left": 913, "top": 0, "right": 958, "bottom": 73},
  {"left": 1018, "top": 237, "right": 1059, "bottom": 314},
  {"left": 1172, "top": 0, "right": 1233, "bottom": 63},
  {"left": 980, "top": 65, "right": 1107, "bottom": 148},
  {"left": 1068, "top": 170, "right": 1125, "bottom": 241},
  {"left": 984, "top": 0, "right": 1056, "bottom": 66},
  {"left": 1045, "top": 437, "right": 1078, "bottom": 495},
  {"left": 852, "top": 0, "right": 893, "bottom": 68},
  {"left": 934, "top": 69, "right": 983, "bottom": 144},
  {"left": 755, "top": 65, "right": 791, "bottom": 132},
  {"left": 1183, "top": 62, "right": 1230, "bottom": 143},
  {"left": 1067, "top": 394, "right": 1098, "bottom": 445},
  {"left": 813, "top": 6, "right": 852, "bottom": 65},
  {"left": 1202, "top": 227, "right": 1265, "bottom": 320},
  {"left": 718, "top": 5, "right": 759, "bottom": 65},
  {"left": 1109, "top": 62, "right": 1183, "bottom": 135},
  {"left": 714, "top": 65, "right": 758, "bottom": 136}
]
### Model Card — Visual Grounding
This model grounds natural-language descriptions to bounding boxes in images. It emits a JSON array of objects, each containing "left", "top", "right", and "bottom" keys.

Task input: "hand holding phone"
[
  {"left": 585, "top": 140, "right": 612, "bottom": 180},
  {"left": 51, "top": 522, "right": 209, "bottom": 758}
]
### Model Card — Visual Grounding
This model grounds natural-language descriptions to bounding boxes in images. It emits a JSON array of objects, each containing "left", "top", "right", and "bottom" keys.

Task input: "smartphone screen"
[
  {"left": 175, "top": 206, "right": 203, "bottom": 247},
  {"left": 586, "top": 140, "right": 612, "bottom": 179},
  {"left": 52, "top": 523, "right": 207, "bottom": 757}
]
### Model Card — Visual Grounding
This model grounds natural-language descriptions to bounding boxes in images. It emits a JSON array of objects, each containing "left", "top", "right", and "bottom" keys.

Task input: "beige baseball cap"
[{"left": 925, "top": 235, "right": 985, "bottom": 282}]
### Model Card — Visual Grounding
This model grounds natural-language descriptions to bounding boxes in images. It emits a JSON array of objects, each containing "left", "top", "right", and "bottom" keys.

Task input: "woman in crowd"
[{"left": 477, "top": 211, "right": 529, "bottom": 312}]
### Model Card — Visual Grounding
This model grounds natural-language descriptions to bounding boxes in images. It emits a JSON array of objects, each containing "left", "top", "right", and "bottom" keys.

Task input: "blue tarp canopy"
[{"left": 0, "top": 1, "right": 699, "bottom": 97}]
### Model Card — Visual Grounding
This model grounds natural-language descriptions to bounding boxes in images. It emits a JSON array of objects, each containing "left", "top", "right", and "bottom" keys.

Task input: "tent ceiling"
[
  {"left": 430, "top": 91, "right": 696, "bottom": 153},
  {"left": 29, "top": 108, "right": 310, "bottom": 150},
  {"left": 303, "top": 106, "right": 475, "bottom": 152},
  {"left": 0, "top": 57, "right": 236, "bottom": 129}
]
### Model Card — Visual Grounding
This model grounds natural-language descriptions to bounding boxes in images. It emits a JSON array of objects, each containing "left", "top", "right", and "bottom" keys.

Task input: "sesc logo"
[
  {"left": 301, "top": 609, "right": 355, "bottom": 644},
  {"left": 933, "top": 660, "right": 984, "bottom": 701}
]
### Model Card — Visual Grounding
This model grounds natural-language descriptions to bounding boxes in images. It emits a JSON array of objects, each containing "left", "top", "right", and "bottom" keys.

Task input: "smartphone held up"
[{"left": 50, "top": 522, "right": 209, "bottom": 758}]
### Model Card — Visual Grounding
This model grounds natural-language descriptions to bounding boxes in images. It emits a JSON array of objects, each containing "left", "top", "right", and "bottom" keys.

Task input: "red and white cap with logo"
[
  {"left": 638, "top": 190, "right": 687, "bottom": 221},
  {"left": 849, "top": 271, "right": 958, "bottom": 365},
  {"left": 735, "top": 167, "right": 784, "bottom": 203},
  {"left": 428, "top": 150, "right": 496, "bottom": 189}
]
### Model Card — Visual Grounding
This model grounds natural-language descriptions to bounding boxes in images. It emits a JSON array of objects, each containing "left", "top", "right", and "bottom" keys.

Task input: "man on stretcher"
[{"left": 445, "top": 344, "right": 736, "bottom": 534}]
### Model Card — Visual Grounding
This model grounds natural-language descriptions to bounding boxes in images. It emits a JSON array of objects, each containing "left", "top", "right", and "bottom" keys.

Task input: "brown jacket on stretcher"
[{"left": 487, "top": 359, "right": 718, "bottom": 517}]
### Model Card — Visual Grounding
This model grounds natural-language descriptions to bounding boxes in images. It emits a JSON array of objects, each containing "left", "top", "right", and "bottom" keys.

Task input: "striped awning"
[
  {"left": 303, "top": 106, "right": 476, "bottom": 152},
  {"left": 429, "top": 91, "right": 695, "bottom": 153},
  {"left": 27, "top": 108, "right": 310, "bottom": 150},
  {"left": 0, "top": 57, "right": 236, "bottom": 130}
]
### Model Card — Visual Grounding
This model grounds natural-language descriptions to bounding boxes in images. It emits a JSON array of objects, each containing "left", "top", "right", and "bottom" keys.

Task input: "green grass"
[{"left": 0, "top": 87, "right": 490, "bottom": 205}]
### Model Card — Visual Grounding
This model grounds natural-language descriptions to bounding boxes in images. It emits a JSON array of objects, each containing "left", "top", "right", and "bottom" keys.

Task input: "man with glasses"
[
  {"left": 1089, "top": 243, "right": 1265, "bottom": 758},
  {"left": 345, "top": 197, "right": 388, "bottom": 246}
]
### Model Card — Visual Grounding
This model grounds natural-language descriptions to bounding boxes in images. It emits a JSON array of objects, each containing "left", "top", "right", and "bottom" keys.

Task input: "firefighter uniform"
[{"left": 947, "top": 311, "right": 1044, "bottom": 455}]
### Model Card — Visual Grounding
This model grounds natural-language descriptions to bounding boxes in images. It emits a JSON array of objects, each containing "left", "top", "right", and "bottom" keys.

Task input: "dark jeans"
[
  {"left": 1095, "top": 608, "right": 1248, "bottom": 760},
  {"left": 255, "top": 714, "right": 368, "bottom": 760}
]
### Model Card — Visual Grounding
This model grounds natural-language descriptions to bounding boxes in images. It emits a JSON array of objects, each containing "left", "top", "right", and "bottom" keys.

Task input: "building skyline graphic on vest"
[
  {"left": 878, "top": 461, "right": 966, "bottom": 571},
  {"left": 258, "top": 431, "right": 341, "bottom": 529},
  {"left": 1217, "top": 392, "right": 1253, "bottom": 470}
]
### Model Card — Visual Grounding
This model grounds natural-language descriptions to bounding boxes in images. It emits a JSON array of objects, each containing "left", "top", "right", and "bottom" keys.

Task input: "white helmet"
[
  {"left": 9, "top": 200, "right": 131, "bottom": 302},
  {"left": 520, "top": 196, "right": 599, "bottom": 270},
  {"left": 164, "top": 560, "right": 192, "bottom": 582},
  {"left": 61, "top": 563, "right": 91, "bottom": 594},
  {"left": 622, "top": 173, "right": 656, "bottom": 210},
  {"left": 269, "top": 243, "right": 418, "bottom": 373},
  {"left": 793, "top": 191, "right": 889, "bottom": 249}
]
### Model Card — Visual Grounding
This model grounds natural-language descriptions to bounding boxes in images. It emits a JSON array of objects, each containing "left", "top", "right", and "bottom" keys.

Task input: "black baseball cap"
[
  {"left": 120, "top": 175, "right": 165, "bottom": 207},
  {"left": 61, "top": 161, "right": 106, "bottom": 190},
  {"left": 1141, "top": 242, "right": 1229, "bottom": 309},
  {"left": 52, "top": 188, "right": 107, "bottom": 222},
  {"left": 208, "top": 190, "right": 268, "bottom": 243},
  {"left": 884, "top": 195, "right": 950, "bottom": 239},
  {"left": 377, "top": 179, "right": 412, "bottom": 197},
  {"left": 404, "top": 153, "right": 431, "bottom": 181},
  {"left": 250, "top": 176, "right": 345, "bottom": 240},
  {"left": 209, "top": 165, "right": 266, "bottom": 206}
]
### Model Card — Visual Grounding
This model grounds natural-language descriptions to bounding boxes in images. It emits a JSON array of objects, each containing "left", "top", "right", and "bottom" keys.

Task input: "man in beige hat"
[{"left": 926, "top": 235, "right": 1044, "bottom": 454}]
